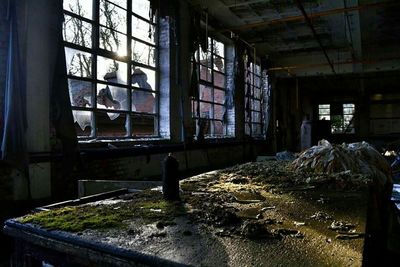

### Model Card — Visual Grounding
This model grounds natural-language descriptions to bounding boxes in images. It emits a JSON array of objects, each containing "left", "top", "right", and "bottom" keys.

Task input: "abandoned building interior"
[{"left": 0, "top": 0, "right": 399, "bottom": 266}]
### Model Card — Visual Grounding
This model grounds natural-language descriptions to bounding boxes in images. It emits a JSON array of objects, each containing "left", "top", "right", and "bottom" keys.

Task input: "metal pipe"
[{"left": 268, "top": 56, "right": 400, "bottom": 71}]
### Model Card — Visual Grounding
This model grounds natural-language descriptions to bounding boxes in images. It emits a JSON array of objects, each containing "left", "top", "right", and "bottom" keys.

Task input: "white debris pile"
[{"left": 290, "top": 140, "right": 391, "bottom": 185}]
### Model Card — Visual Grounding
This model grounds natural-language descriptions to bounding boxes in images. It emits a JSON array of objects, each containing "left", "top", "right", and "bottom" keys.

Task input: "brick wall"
[{"left": 0, "top": 0, "right": 9, "bottom": 137}]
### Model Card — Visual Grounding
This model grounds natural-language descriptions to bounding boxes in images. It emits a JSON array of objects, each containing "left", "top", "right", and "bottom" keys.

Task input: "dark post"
[{"left": 162, "top": 153, "right": 180, "bottom": 201}]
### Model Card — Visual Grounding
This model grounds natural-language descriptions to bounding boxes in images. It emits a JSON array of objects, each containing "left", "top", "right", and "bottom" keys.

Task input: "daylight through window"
[
  {"left": 191, "top": 37, "right": 229, "bottom": 138},
  {"left": 63, "top": 0, "right": 158, "bottom": 139},
  {"left": 245, "top": 60, "right": 267, "bottom": 137}
]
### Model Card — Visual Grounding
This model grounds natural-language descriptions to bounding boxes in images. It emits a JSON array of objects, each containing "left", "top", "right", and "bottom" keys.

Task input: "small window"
[
  {"left": 318, "top": 103, "right": 355, "bottom": 134},
  {"left": 63, "top": 0, "right": 159, "bottom": 140},
  {"left": 191, "top": 37, "right": 230, "bottom": 138}
]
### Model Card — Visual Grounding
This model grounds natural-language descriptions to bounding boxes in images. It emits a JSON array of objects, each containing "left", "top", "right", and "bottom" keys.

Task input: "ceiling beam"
[
  {"left": 226, "top": 0, "right": 271, "bottom": 8},
  {"left": 269, "top": 56, "right": 400, "bottom": 71},
  {"left": 221, "top": 1, "right": 400, "bottom": 32},
  {"left": 295, "top": 0, "right": 336, "bottom": 74}
]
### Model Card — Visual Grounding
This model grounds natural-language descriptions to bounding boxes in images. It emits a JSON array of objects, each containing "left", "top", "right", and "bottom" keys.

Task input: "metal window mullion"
[
  {"left": 211, "top": 40, "right": 215, "bottom": 136},
  {"left": 126, "top": 0, "right": 132, "bottom": 137},
  {"left": 154, "top": 13, "right": 160, "bottom": 137},
  {"left": 91, "top": 0, "right": 100, "bottom": 138}
]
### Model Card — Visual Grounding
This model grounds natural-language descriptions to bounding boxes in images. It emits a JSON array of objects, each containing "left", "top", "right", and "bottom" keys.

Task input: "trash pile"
[{"left": 290, "top": 140, "right": 391, "bottom": 185}]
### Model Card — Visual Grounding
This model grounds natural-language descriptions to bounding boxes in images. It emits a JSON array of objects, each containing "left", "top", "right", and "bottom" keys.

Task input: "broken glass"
[
  {"left": 68, "top": 79, "right": 92, "bottom": 107},
  {"left": 131, "top": 66, "right": 156, "bottom": 90},
  {"left": 97, "top": 56, "right": 128, "bottom": 85},
  {"left": 132, "top": 90, "right": 156, "bottom": 113},
  {"left": 131, "top": 114, "right": 156, "bottom": 136},
  {"left": 213, "top": 56, "right": 224, "bottom": 72},
  {"left": 96, "top": 112, "right": 128, "bottom": 137},
  {"left": 96, "top": 84, "right": 128, "bottom": 111},
  {"left": 65, "top": 47, "right": 92, "bottom": 78},
  {"left": 73, "top": 110, "right": 92, "bottom": 136}
]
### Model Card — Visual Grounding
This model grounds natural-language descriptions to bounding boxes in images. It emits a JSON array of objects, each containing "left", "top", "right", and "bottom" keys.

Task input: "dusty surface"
[{"left": 18, "top": 161, "right": 369, "bottom": 267}]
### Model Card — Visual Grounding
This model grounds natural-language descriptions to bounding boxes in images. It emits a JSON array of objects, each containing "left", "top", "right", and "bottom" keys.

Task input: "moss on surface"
[{"left": 19, "top": 191, "right": 186, "bottom": 232}]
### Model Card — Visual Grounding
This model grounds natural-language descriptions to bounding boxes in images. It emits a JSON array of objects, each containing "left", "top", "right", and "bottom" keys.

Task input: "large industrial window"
[
  {"left": 192, "top": 37, "right": 229, "bottom": 138},
  {"left": 63, "top": 0, "right": 158, "bottom": 140},
  {"left": 318, "top": 103, "right": 355, "bottom": 134},
  {"left": 245, "top": 61, "right": 266, "bottom": 137}
]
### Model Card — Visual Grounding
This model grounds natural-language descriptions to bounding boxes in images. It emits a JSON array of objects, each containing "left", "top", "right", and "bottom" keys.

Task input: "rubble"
[{"left": 290, "top": 140, "right": 391, "bottom": 186}]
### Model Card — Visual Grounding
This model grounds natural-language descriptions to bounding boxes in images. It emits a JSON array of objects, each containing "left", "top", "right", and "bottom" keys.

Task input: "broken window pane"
[
  {"left": 73, "top": 110, "right": 92, "bottom": 137},
  {"left": 132, "top": 115, "right": 156, "bottom": 136},
  {"left": 99, "top": 27, "right": 127, "bottom": 57},
  {"left": 63, "top": 0, "right": 92, "bottom": 19},
  {"left": 132, "top": 40, "right": 156, "bottom": 67},
  {"left": 132, "top": 90, "right": 156, "bottom": 113},
  {"left": 132, "top": 0, "right": 151, "bottom": 21},
  {"left": 65, "top": 47, "right": 92, "bottom": 77},
  {"left": 97, "top": 56, "right": 128, "bottom": 84},
  {"left": 96, "top": 112, "right": 128, "bottom": 137},
  {"left": 100, "top": 0, "right": 127, "bottom": 33},
  {"left": 96, "top": 84, "right": 128, "bottom": 111},
  {"left": 213, "top": 56, "right": 224, "bottom": 72},
  {"left": 199, "top": 85, "right": 212, "bottom": 102},
  {"left": 69, "top": 79, "right": 92, "bottom": 107},
  {"left": 132, "top": 16, "right": 155, "bottom": 44},
  {"left": 131, "top": 66, "right": 156, "bottom": 90},
  {"left": 63, "top": 15, "right": 92, "bottom": 48},
  {"left": 199, "top": 50, "right": 211, "bottom": 67}
]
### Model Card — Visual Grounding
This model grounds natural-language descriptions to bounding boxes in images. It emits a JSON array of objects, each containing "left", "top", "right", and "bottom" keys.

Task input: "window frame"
[
  {"left": 191, "top": 37, "right": 230, "bottom": 138},
  {"left": 63, "top": 0, "right": 160, "bottom": 141},
  {"left": 245, "top": 60, "right": 265, "bottom": 137},
  {"left": 318, "top": 103, "right": 355, "bottom": 134}
]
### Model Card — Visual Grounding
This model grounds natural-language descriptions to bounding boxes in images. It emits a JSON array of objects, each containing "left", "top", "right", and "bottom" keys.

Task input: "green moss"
[
  {"left": 19, "top": 192, "right": 187, "bottom": 232},
  {"left": 20, "top": 206, "right": 127, "bottom": 232}
]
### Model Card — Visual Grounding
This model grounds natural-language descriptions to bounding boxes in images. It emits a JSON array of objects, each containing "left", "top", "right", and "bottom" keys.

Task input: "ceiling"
[{"left": 187, "top": 0, "right": 400, "bottom": 76}]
